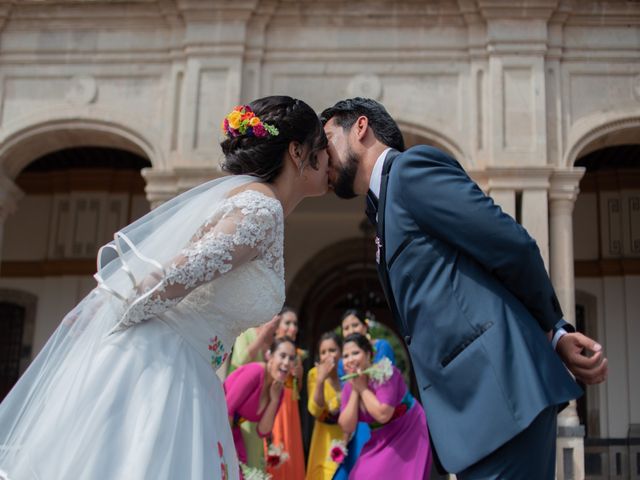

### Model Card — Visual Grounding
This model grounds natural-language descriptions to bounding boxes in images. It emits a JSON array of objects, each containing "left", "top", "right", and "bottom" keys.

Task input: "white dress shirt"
[{"left": 368, "top": 147, "right": 392, "bottom": 199}]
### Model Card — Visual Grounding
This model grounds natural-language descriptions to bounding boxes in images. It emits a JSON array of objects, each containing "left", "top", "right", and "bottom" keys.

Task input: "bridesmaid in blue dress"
[{"left": 333, "top": 309, "right": 395, "bottom": 480}]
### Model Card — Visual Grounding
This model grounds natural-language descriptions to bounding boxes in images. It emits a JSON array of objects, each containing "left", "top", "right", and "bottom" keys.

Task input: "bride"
[{"left": 0, "top": 96, "right": 329, "bottom": 480}]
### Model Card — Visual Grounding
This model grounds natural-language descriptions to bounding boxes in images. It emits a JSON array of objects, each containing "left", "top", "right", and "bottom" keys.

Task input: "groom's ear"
[{"left": 353, "top": 116, "right": 369, "bottom": 141}]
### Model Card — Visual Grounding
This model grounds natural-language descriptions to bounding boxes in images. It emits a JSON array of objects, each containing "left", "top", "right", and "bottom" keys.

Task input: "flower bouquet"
[
  {"left": 240, "top": 464, "right": 272, "bottom": 480},
  {"left": 265, "top": 443, "right": 290, "bottom": 469},
  {"left": 328, "top": 439, "right": 349, "bottom": 464},
  {"left": 339, "top": 356, "right": 393, "bottom": 385}
]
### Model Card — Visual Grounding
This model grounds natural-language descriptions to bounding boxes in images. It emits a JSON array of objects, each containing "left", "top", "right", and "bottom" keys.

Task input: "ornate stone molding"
[
  {"left": 549, "top": 168, "right": 585, "bottom": 203},
  {"left": 470, "top": 166, "right": 554, "bottom": 192},
  {"left": 142, "top": 166, "right": 227, "bottom": 208}
]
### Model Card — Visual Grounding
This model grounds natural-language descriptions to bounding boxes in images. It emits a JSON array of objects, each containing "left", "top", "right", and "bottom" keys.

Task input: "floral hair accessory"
[{"left": 222, "top": 105, "right": 279, "bottom": 139}]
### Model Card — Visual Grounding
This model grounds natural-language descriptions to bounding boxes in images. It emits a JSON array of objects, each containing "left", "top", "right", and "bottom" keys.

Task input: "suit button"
[{"left": 404, "top": 335, "right": 411, "bottom": 345}]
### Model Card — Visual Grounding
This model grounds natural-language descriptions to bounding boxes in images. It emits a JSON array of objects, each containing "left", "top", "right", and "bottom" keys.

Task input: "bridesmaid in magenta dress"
[
  {"left": 339, "top": 333, "right": 432, "bottom": 480},
  {"left": 224, "top": 337, "right": 297, "bottom": 470}
]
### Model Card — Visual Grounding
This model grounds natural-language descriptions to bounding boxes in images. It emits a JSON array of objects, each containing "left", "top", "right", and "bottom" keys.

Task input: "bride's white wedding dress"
[{"left": 0, "top": 189, "right": 284, "bottom": 480}]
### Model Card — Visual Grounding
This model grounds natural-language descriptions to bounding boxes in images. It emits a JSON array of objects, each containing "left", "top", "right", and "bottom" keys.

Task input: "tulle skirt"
[{"left": 0, "top": 289, "right": 238, "bottom": 480}]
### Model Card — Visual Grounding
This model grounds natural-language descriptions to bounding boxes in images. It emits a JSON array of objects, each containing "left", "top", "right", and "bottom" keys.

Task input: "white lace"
[{"left": 117, "top": 190, "right": 283, "bottom": 328}]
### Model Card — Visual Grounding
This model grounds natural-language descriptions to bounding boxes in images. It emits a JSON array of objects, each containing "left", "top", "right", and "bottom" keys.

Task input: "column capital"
[
  {"left": 549, "top": 167, "right": 585, "bottom": 203},
  {"left": 470, "top": 166, "right": 554, "bottom": 192},
  {"left": 0, "top": 175, "right": 24, "bottom": 222},
  {"left": 142, "top": 167, "right": 227, "bottom": 209}
]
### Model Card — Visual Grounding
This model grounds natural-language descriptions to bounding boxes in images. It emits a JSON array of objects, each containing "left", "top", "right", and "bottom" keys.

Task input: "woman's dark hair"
[
  {"left": 316, "top": 331, "right": 342, "bottom": 357},
  {"left": 320, "top": 97, "right": 405, "bottom": 152},
  {"left": 343, "top": 333, "right": 373, "bottom": 357},
  {"left": 268, "top": 335, "right": 296, "bottom": 355},
  {"left": 340, "top": 309, "right": 368, "bottom": 330},
  {"left": 221, "top": 96, "right": 327, "bottom": 182},
  {"left": 279, "top": 305, "right": 297, "bottom": 316}
]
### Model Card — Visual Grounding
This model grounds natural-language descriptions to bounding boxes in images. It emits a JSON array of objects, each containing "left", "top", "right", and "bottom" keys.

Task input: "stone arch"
[
  {"left": 286, "top": 237, "right": 411, "bottom": 371},
  {"left": 397, "top": 121, "right": 471, "bottom": 169},
  {"left": 0, "top": 111, "right": 161, "bottom": 178},
  {"left": 564, "top": 111, "right": 640, "bottom": 167}
]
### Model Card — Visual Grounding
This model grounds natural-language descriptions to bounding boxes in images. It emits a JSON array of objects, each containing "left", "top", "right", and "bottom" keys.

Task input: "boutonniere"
[
  {"left": 328, "top": 439, "right": 349, "bottom": 464},
  {"left": 340, "top": 357, "right": 393, "bottom": 386},
  {"left": 375, "top": 237, "right": 382, "bottom": 264}
]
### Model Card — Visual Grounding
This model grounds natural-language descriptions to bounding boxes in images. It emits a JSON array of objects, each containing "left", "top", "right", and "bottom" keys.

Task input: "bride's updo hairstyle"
[{"left": 221, "top": 96, "right": 327, "bottom": 183}]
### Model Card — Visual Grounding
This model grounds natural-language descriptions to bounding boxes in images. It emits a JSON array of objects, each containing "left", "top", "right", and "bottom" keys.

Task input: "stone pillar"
[
  {"left": 549, "top": 167, "right": 586, "bottom": 480},
  {"left": 0, "top": 175, "right": 24, "bottom": 264},
  {"left": 482, "top": 167, "right": 553, "bottom": 267}
]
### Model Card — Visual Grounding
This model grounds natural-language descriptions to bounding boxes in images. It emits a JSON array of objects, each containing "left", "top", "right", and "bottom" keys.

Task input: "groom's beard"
[{"left": 333, "top": 147, "right": 360, "bottom": 199}]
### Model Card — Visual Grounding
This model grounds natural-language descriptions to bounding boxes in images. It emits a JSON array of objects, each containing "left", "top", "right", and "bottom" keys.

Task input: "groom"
[{"left": 321, "top": 98, "right": 608, "bottom": 479}]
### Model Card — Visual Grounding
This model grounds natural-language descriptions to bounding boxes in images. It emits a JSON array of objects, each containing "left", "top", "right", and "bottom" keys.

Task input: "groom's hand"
[{"left": 557, "top": 332, "right": 608, "bottom": 385}]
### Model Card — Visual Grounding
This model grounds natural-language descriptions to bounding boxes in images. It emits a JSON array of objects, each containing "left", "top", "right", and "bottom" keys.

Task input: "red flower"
[
  {"left": 266, "top": 454, "right": 281, "bottom": 468},
  {"left": 218, "top": 441, "right": 224, "bottom": 457},
  {"left": 330, "top": 445, "right": 346, "bottom": 464},
  {"left": 252, "top": 123, "right": 267, "bottom": 137}
]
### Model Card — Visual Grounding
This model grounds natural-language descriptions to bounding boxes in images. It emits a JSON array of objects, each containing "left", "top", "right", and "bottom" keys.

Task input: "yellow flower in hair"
[
  {"left": 249, "top": 116, "right": 261, "bottom": 127},
  {"left": 227, "top": 111, "right": 242, "bottom": 129}
]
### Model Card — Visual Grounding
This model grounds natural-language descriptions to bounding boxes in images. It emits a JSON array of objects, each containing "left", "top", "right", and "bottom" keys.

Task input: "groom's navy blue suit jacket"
[{"left": 375, "top": 146, "right": 582, "bottom": 473}]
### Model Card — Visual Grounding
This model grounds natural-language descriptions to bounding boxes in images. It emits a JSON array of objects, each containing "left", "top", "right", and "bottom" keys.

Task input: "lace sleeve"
[{"left": 114, "top": 190, "right": 283, "bottom": 330}]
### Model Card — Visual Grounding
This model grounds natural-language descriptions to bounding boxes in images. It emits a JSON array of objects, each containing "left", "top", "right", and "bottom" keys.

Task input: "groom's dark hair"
[{"left": 321, "top": 98, "right": 405, "bottom": 152}]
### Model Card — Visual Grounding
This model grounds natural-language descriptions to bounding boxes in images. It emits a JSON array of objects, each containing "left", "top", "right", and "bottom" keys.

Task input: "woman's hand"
[
  {"left": 351, "top": 372, "right": 369, "bottom": 393},
  {"left": 269, "top": 380, "right": 284, "bottom": 402},
  {"left": 316, "top": 357, "right": 336, "bottom": 382}
]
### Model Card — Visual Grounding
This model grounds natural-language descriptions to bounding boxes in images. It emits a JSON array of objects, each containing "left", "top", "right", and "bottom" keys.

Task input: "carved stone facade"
[{"left": 0, "top": 1, "right": 639, "bottom": 478}]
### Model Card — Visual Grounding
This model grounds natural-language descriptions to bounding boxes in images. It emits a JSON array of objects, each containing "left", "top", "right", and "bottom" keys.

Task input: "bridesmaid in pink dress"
[
  {"left": 224, "top": 337, "right": 296, "bottom": 471},
  {"left": 339, "top": 333, "right": 432, "bottom": 480}
]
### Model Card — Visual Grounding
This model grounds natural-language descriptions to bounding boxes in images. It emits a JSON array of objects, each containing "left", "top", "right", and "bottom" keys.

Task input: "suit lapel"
[{"left": 375, "top": 149, "right": 406, "bottom": 336}]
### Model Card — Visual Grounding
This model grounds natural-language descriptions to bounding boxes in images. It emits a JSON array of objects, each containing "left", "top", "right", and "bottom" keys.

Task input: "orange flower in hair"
[{"left": 221, "top": 105, "right": 279, "bottom": 139}]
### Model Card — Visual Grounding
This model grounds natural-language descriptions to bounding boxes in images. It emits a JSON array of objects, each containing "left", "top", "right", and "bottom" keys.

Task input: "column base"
[{"left": 557, "top": 425, "right": 586, "bottom": 480}]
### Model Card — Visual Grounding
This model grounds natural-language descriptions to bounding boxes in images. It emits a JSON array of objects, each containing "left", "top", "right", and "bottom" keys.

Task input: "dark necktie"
[{"left": 365, "top": 189, "right": 379, "bottom": 226}]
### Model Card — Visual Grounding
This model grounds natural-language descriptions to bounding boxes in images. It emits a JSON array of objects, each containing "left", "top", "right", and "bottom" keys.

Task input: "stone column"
[
  {"left": 0, "top": 175, "right": 24, "bottom": 264},
  {"left": 482, "top": 167, "right": 553, "bottom": 267},
  {"left": 549, "top": 167, "right": 586, "bottom": 480}
]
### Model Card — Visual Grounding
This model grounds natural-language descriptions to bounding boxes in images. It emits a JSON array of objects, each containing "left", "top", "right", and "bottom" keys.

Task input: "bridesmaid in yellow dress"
[
  {"left": 306, "top": 332, "right": 343, "bottom": 480},
  {"left": 266, "top": 307, "right": 306, "bottom": 480}
]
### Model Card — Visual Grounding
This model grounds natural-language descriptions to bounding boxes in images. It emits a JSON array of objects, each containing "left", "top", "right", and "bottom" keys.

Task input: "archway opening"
[
  {"left": 572, "top": 142, "right": 640, "bottom": 477},
  {"left": 3, "top": 146, "right": 152, "bottom": 276}
]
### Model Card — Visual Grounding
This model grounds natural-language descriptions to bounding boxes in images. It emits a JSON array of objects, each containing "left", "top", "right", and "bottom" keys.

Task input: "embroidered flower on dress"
[
  {"left": 218, "top": 441, "right": 229, "bottom": 480},
  {"left": 209, "top": 336, "right": 228, "bottom": 369}
]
